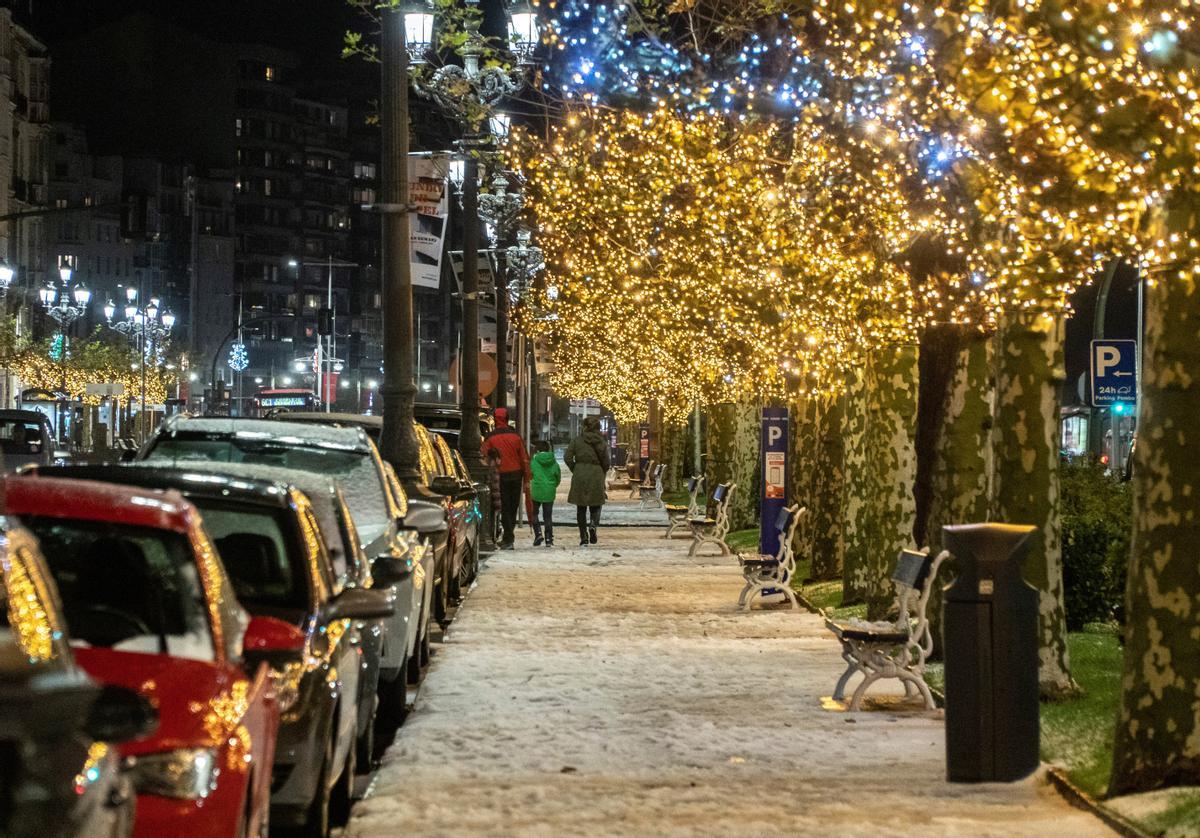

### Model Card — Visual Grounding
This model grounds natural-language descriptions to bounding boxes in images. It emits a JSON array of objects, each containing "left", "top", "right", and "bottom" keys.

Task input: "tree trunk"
[
  {"left": 990, "top": 310, "right": 1076, "bottom": 698},
  {"left": 863, "top": 344, "right": 920, "bottom": 620},
  {"left": 924, "top": 330, "right": 993, "bottom": 657},
  {"left": 659, "top": 419, "right": 686, "bottom": 494},
  {"left": 811, "top": 393, "right": 846, "bottom": 580},
  {"left": 1109, "top": 229, "right": 1200, "bottom": 794},
  {"left": 705, "top": 400, "right": 759, "bottom": 532},
  {"left": 842, "top": 366, "right": 870, "bottom": 603},
  {"left": 788, "top": 393, "right": 819, "bottom": 567}
]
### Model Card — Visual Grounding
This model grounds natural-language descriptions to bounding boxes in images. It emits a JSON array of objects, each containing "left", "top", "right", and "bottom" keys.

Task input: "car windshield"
[
  {"left": 20, "top": 517, "right": 214, "bottom": 662},
  {"left": 189, "top": 501, "right": 311, "bottom": 618},
  {"left": 146, "top": 432, "right": 391, "bottom": 529}
]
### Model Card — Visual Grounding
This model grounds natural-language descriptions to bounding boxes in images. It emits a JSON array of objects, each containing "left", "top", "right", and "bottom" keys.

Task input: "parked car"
[
  {"left": 1, "top": 477, "right": 293, "bottom": 838},
  {"left": 21, "top": 465, "right": 394, "bottom": 836},
  {"left": 139, "top": 416, "right": 435, "bottom": 689},
  {"left": 0, "top": 409, "right": 60, "bottom": 472},
  {"left": 257, "top": 412, "right": 460, "bottom": 626},
  {"left": 412, "top": 402, "right": 491, "bottom": 451},
  {"left": 128, "top": 459, "right": 426, "bottom": 758},
  {"left": 426, "top": 429, "right": 482, "bottom": 597},
  {"left": 0, "top": 516, "right": 156, "bottom": 838}
]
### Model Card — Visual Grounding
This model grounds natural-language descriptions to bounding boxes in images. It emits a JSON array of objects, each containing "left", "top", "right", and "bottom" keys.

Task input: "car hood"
[{"left": 74, "top": 647, "right": 242, "bottom": 755}]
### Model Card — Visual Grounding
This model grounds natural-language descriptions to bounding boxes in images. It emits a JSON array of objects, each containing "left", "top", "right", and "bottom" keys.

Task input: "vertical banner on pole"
[
  {"left": 760, "top": 407, "right": 789, "bottom": 556},
  {"left": 638, "top": 424, "right": 650, "bottom": 477}
]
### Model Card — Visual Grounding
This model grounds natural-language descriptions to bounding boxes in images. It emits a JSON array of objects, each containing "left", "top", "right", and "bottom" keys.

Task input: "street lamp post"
[
  {"left": 416, "top": 0, "right": 540, "bottom": 473},
  {"left": 104, "top": 285, "right": 175, "bottom": 441},
  {"left": 477, "top": 169, "right": 524, "bottom": 412},
  {"left": 40, "top": 260, "right": 92, "bottom": 444},
  {"left": 379, "top": 0, "right": 433, "bottom": 482}
]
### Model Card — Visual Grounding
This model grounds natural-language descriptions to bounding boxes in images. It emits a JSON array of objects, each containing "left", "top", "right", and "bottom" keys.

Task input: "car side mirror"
[
  {"left": 323, "top": 586, "right": 395, "bottom": 623},
  {"left": 371, "top": 552, "right": 414, "bottom": 586},
  {"left": 242, "top": 615, "right": 306, "bottom": 671},
  {"left": 84, "top": 684, "right": 158, "bottom": 744},
  {"left": 429, "top": 475, "right": 459, "bottom": 497}
]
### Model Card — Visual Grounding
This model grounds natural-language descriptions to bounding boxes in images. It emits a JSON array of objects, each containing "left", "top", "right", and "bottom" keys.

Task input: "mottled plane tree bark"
[
  {"left": 924, "top": 329, "right": 993, "bottom": 657},
  {"left": 989, "top": 310, "right": 1075, "bottom": 698},
  {"left": 841, "top": 367, "right": 870, "bottom": 603},
  {"left": 810, "top": 393, "right": 847, "bottom": 580},
  {"left": 705, "top": 400, "right": 760, "bottom": 532},
  {"left": 862, "top": 345, "right": 920, "bottom": 620},
  {"left": 1110, "top": 211, "right": 1200, "bottom": 794}
]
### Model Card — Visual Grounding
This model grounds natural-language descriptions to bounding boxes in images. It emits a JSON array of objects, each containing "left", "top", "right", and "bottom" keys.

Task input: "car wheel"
[
  {"left": 355, "top": 705, "right": 377, "bottom": 775},
  {"left": 298, "top": 733, "right": 334, "bottom": 837},
  {"left": 329, "top": 735, "right": 356, "bottom": 827},
  {"left": 419, "top": 613, "right": 432, "bottom": 666},
  {"left": 375, "top": 665, "right": 408, "bottom": 751}
]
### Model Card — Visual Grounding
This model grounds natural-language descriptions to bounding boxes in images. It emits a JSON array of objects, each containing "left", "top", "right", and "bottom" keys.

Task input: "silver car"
[
  {"left": 139, "top": 417, "right": 435, "bottom": 694},
  {"left": 0, "top": 410, "right": 59, "bottom": 473}
]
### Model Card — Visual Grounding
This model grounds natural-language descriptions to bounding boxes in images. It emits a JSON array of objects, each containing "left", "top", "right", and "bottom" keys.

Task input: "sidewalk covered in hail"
[{"left": 348, "top": 473, "right": 1109, "bottom": 836}]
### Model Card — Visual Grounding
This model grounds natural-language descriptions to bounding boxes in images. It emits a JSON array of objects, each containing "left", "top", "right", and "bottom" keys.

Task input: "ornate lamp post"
[
  {"left": 477, "top": 169, "right": 524, "bottom": 410},
  {"left": 416, "top": 0, "right": 540, "bottom": 473},
  {"left": 40, "top": 260, "right": 91, "bottom": 444},
  {"left": 104, "top": 285, "right": 175, "bottom": 440},
  {"left": 379, "top": 0, "right": 435, "bottom": 482}
]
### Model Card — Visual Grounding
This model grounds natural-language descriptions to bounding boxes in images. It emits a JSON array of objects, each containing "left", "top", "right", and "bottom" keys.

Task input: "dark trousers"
[
  {"left": 533, "top": 501, "right": 554, "bottom": 541},
  {"left": 576, "top": 505, "right": 601, "bottom": 542},
  {"left": 499, "top": 472, "right": 524, "bottom": 545}
]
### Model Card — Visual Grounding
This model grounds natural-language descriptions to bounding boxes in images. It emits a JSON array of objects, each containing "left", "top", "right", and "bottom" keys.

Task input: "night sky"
[{"left": 16, "top": 0, "right": 360, "bottom": 75}]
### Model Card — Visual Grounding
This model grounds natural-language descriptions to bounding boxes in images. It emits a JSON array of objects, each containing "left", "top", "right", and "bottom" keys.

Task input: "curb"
[
  {"left": 795, "top": 583, "right": 1135, "bottom": 836},
  {"left": 1045, "top": 768, "right": 1154, "bottom": 838}
]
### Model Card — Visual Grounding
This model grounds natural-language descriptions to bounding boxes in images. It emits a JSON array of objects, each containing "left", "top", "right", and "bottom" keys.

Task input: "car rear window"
[
  {"left": 189, "top": 502, "right": 311, "bottom": 617},
  {"left": 20, "top": 518, "right": 215, "bottom": 662},
  {"left": 146, "top": 433, "right": 391, "bottom": 530}
]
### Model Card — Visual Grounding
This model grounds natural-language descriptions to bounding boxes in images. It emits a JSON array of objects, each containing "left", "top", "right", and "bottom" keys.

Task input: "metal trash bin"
[{"left": 942, "top": 523, "right": 1040, "bottom": 782}]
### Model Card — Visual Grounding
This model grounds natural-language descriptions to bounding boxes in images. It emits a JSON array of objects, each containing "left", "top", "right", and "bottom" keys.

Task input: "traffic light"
[{"left": 317, "top": 307, "right": 333, "bottom": 336}]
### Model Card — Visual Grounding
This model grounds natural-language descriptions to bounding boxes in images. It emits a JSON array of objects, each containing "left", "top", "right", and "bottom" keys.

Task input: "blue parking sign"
[{"left": 1090, "top": 340, "right": 1137, "bottom": 406}]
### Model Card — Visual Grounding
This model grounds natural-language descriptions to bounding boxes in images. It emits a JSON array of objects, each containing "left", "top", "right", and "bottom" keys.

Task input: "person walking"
[
  {"left": 482, "top": 407, "right": 530, "bottom": 550},
  {"left": 563, "top": 416, "right": 609, "bottom": 547},
  {"left": 529, "top": 440, "right": 561, "bottom": 547}
]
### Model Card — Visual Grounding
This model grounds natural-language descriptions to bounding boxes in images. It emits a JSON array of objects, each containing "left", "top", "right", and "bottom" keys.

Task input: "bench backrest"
[
  {"left": 889, "top": 547, "right": 950, "bottom": 663},
  {"left": 710, "top": 483, "right": 735, "bottom": 539},
  {"left": 713, "top": 483, "right": 728, "bottom": 504},
  {"left": 773, "top": 505, "right": 804, "bottom": 565},
  {"left": 686, "top": 475, "right": 705, "bottom": 515}
]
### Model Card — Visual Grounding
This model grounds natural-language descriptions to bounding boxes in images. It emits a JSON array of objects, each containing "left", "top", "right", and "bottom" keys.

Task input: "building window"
[
  {"left": 265, "top": 65, "right": 275, "bottom": 82},
  {"left": 54, "top": 198, "right": 67, "bottom": 209},
  {"left": 263, "top": 179, "right": 273, "bottom": 196},
  {"left": 235, "top": 118, "right": 243, "bottom": 137}
]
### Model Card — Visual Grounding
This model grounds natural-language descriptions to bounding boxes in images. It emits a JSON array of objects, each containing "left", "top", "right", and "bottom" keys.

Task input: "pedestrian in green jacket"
[
  {"left": 530, "top": 440, "right": 561, "bottom": 546},
  {"left": 564, "top": 416, "right": 610, "bottom": 546}
]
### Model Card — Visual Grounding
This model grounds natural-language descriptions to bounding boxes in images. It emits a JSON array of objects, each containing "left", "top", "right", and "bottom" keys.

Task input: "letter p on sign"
[
  {"left": 1096, "top": 345, "right": 1121, "bottom": 376},
  {"left": 767, "top": 426, "right": 783, "bottom": 446}
]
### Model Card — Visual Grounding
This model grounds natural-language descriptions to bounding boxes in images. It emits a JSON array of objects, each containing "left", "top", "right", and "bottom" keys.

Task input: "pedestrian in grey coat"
[{"left": 564, "top": 416, "right": 610, "bottom": 546}]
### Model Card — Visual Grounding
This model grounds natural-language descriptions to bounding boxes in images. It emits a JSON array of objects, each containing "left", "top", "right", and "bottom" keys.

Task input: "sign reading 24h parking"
[
  {"left": 1090, "top": 339, "right": 1138, "bottom": 407},
  {"left": 760, "top": 407, "right": 789, "bottom": 557}
]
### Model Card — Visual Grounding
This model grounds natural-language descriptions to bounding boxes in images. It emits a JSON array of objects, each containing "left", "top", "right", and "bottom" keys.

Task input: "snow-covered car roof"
[{"left": 160, "top": 416, "right": 370, "bottom": 452}]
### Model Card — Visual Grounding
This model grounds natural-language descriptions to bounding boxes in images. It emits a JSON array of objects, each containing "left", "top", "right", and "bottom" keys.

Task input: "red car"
[{"left": 2, "top": 477, "right": 302, "bottom": 838}]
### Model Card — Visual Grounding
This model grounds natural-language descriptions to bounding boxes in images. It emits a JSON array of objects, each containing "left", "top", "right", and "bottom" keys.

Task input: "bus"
[{"left": 253, "top": 388, "right": 320, "bottom": 415}]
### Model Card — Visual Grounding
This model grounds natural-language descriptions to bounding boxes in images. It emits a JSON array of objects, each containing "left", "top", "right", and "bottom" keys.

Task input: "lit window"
[{"left": 264, "top": 66, "right": 275, "bottom": 82}]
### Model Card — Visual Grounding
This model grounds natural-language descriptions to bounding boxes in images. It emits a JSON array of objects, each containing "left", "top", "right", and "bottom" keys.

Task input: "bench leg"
[
  {"left": 832, "top": 653, "right": 860, "bottom": 702},
  {"left": 898, "top": 670, "right": 936, "bottom": 710},
  {"left": 737, "top": 577, "right": 757, "bottom": 610},
  {"left": 848, "top": 670, "right": 884, "bottom": 712}
]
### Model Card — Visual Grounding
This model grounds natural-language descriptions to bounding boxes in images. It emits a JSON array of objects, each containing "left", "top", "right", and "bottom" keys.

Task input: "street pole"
[
  {"left": 458, "top": 151, "right": 485, "bottom": 474},
  {"left": 495, "top": 250, "right": 508, "bottom": 411},
  {"left": 379, "top": 6, "right": 422, "bottom": 482}
]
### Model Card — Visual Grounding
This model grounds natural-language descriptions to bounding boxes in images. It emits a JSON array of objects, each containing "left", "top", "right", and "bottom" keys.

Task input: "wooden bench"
[
  {"left": 687, "top": 482, "right": 735, "bottom": 557},
  {"left": 825, "top": 547, "right": 949, "bottom": 711},
  {"left": 638, "top": 463, "right": 666, "bottom": 509},
  {"left": 664, "top": 474, "right": 704, "bottom": 539},
  {"left": 628, "top": 459, "right": 655, "bottom": 499},
  {"left": 736, "top": 505, "right": 805, "bottom": 610}
]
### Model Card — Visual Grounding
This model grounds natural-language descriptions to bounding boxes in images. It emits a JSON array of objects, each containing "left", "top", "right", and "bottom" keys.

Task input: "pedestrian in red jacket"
[{"left": 481, "top": 407, "right": 530, "bottom": 549}]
